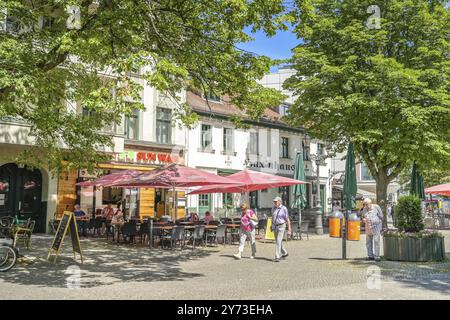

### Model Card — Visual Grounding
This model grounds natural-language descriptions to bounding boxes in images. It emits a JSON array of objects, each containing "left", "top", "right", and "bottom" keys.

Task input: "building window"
[
  {"left": 223, "top": 193, "right": 233, "bottom": 208},
  {"left": 42, "top": 16, "right": 55, "bottom": 29},
  {"left": 279, "top": 186, "right": 290, "bottom": 208},
  {"left": 249, "top": 132, "right": 259, "bottom": 155},
  {"left": 125, "top": 109, "right": 139, "bottom": 140},
  {"left": 302, "top": 141, "right": 311, "bottom": 161},
  {"left": 198, "top": 194, "right": 211, "bottom": 215},
  {"left": 361, "top": 162, "right": 374, "bottom": 181},
  {"left": 305, "top": 183, "right": 311, "bottom": 209},
  {"left": 317, "top": 143, "right": 324, "bottom": 156},
  {"left": 223, "top": 128, "right": 234, "bottom": 154},
  {"left": 279, "top": 104, "right": 290, "bottom": 116},
  {"left": 281, "top": 137, "right": 289, "bottom": 158},
  {"left": 156, "top": 107, "right": 171, "bottom": 144},
  {"left": 201, "top": 124, "right": 212, "bottom": 151},
  {"left": 249, "top": 191, "right": 258, "bottom": 209},
  {"left": 267, "top": 130, "right": 271, "bottom": 157},
  {"left": 204, "top": 90, "right": 221, "bottom": 103}
]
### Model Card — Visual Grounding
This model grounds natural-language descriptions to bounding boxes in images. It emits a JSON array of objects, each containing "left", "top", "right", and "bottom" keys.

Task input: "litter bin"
[
  {"left": 329, "top": 211, "right": 343, "bottom": 238},
  {"left": 347, "top": 213, "right": 360, "bottom": 241}
]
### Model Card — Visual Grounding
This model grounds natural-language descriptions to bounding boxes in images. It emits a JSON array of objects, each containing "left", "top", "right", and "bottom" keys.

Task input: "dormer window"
[{"left": 204, "top": 90, "right": 222, "bottom": 103}]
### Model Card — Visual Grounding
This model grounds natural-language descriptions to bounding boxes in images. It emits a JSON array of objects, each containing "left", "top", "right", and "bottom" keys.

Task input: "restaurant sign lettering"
[{"left": 114, "top": 151, "right": 180, "bottom": 165}]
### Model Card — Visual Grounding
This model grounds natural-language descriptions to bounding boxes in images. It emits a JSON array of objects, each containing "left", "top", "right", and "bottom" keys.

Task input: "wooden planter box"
[{"left": 383, "top": 236, "right": 446, "bottom": 262}]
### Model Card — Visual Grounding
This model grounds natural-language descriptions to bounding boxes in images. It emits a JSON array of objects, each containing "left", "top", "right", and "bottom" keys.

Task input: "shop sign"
[
  {"left": 244, "top": 160, "right": 295, "bottom": 173},
  {"left": 114, "top": 150, "right": 180, "bottom": 165}
]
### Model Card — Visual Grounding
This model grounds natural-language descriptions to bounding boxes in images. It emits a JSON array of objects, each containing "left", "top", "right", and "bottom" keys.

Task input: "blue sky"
[{"left": 237, "top": 26, "right": 299, "bottom": 61}]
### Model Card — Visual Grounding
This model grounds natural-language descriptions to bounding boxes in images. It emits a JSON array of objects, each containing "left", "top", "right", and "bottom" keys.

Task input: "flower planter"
[{"left": 383, "top": 235, "right": 446, "bottom": 262}]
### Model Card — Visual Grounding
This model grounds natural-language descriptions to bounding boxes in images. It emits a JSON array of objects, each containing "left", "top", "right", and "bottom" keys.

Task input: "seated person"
[
  {"left": 101, "top": 203, "right": 115, "bottom": 221},
  {"left": 204, "top": 211, "right": 214, "bottom": 225},
  {"left": 74, "top": 204, "right": 87, "bottom": 218},
  {"left": 188, "top": 212, "right": 199, "bottom": 222},
  {"left": 111, "top": 207, "right": 124, "bottom": 225},
  {"left": 73, "top": 204, "right": 88, "bottom": 236}
]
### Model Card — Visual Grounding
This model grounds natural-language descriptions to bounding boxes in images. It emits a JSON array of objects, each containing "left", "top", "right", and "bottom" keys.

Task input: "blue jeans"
[{"left": 366, "top": 234, "right": 380, "bottom": 259}]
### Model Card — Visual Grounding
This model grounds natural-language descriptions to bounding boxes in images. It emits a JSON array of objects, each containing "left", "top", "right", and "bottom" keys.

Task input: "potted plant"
[{"left": 383, "top": 195, "right": 446, "bottom": 261}]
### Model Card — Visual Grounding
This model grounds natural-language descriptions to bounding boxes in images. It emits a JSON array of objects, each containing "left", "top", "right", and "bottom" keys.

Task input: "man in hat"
[
  {"left": 271, "top": 196, "right": 291, "bottom": 262},
  {"left": 362, "top": 198, "right": 383, "bottom": 262}
]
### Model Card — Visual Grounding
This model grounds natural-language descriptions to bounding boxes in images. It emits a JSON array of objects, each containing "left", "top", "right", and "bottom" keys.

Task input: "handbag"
[
  {"left": 247, "top": 210, "right": 258, "bottom": 229},
  {"left": 271, "top": 208, "right": 281, "bottom": 231}
]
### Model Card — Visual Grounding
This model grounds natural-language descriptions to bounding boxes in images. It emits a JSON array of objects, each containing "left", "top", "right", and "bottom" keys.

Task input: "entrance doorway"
[{"left": 0, "top": 163, "right": 44, "bottom": 232}]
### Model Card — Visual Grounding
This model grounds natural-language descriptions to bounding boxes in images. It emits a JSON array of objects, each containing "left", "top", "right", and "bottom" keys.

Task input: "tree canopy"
[
  {"left": 285, "top": 0, "right": 449, "bottom": 218},
  {"left": 0, "top": 0, "right": 287, "bottom": 172}
]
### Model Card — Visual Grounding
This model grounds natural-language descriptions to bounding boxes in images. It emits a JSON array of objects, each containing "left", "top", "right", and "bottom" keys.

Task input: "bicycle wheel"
[{"left": 0, "top": 244, "right": 17, "bottom": 272}]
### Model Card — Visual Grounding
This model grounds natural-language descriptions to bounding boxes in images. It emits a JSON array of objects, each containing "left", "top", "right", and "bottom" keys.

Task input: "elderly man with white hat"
[{"left": 271, "top": 196, "right": 291, "bottom": 262}]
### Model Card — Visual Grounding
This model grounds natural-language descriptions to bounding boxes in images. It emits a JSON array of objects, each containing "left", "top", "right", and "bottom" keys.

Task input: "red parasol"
[
  {"left": 187, "top": 168, "right": 307, "bottom": 195},
  {"left": 425, "top": 183, "right": 450, "bottom": 197}
]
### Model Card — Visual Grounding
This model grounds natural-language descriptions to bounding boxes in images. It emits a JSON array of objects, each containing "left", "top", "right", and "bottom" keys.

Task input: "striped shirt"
[{"left": 363, "top": 204, "right": 383, "bottom": 236}]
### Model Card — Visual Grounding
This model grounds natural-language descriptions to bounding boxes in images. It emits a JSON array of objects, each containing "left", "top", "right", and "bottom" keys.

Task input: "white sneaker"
[
  {"left": 233, "top": 253, "right": 242, "bottom": 260},
  {"left": 250, "top": 255, "right": 255, "bottom": 259}
]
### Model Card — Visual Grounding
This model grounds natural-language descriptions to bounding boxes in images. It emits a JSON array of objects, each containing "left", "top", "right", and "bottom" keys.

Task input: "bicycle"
[{"left": 0, "top": 239, "right": 18, "bottom": 272}]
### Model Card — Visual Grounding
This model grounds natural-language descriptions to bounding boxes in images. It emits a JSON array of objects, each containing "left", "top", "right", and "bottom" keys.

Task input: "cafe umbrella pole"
[{"left": 342, "top": 142, "right": 357, "bottom": 260}]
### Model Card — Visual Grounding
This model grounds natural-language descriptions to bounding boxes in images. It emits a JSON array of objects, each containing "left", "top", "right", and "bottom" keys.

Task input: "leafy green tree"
[
  {"left": 285, "top": 0, "right": 450, "bottom": 227},
  {"left": 0, "top": 0, "right": 286, "bottom": 172}
]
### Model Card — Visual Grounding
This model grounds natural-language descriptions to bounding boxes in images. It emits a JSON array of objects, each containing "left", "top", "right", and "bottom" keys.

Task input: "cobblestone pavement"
[{"left": 1, "top": 230, "right": 449, "bottom": 300}]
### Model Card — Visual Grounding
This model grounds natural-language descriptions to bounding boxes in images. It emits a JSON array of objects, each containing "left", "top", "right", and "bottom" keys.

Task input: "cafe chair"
[
  {"left": 121, "top": 222, "right": 138, "bottom": 244},
  {"left": 161, "top": 226, "right": 185, "bottom": 250},
  {"left": 138, "top": 222, "right": 150, "bottom": 244},
  {"left": 0, "top": 216, "right": 14, "bottom": 238},
  {"left": 190, "top": 225, "right": 205, "bottom": 250},
  {"left": 13, "top": 220, "right": 35, "bottom": 249},
  {"left": 213, "top": 224, "right": 227, "bottom": 246}
]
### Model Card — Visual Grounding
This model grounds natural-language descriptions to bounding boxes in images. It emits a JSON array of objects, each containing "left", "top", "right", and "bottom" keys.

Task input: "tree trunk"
[{"left": 375, "top": 173, "right": 389, "bottom": 229}]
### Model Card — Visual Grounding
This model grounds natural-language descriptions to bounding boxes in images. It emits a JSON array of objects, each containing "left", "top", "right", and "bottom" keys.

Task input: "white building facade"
[
  {"left": 0, "top": 73, "right": 188, "bottom": 232},
  {"left": 185, "top": 90, "right": 333, "bottom": 219}
]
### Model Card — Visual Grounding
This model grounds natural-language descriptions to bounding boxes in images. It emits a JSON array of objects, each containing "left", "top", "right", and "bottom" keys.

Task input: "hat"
[{"left": 273, "top": 196, "right": 282, "bottom": 203}]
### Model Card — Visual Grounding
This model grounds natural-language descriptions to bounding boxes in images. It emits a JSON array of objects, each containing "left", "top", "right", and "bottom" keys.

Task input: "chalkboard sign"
[
  {"left": 47, "top": 211, "right": 83, "bottom": 263},
  {"left": 68, "top": 214, "right": 82, "bottom": 256}
]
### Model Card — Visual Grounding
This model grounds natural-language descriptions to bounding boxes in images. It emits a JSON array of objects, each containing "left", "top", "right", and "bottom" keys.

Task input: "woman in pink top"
[{"left": 233, "top": 203, "right": 257, "bottom": 260}]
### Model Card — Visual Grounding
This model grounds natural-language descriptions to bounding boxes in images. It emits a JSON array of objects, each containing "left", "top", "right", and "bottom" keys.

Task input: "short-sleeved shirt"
[
  {"left": 102, "top": 207, "right": 115, "bottom": 220},
  {"left": 363, "top": 204, "right": 383, "bottom": 236},
  {"left": 74, "top": 210, "right": 86, "bottom": 218},
  {"left": 241, "top": 209, "right": 256, "bottom": 232},
  {"left": 272, "top": 205, "right": 289, "bottom": 225}
]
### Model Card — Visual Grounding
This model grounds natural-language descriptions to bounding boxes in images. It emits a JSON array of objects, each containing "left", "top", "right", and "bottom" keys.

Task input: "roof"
[{"left": 186, "top": 91, "right": 303, "bottom": 132}]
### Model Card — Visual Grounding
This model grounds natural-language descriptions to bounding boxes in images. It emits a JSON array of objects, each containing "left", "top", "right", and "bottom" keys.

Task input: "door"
[
  {"left": 0, "top": 163, "right": 43, "bottom": 232},
  {"left": 320, "top": 184, "right": 325, "bottom": 214},
  {"left": 198, "top": 194, "right": 211, "bottom": 216}
]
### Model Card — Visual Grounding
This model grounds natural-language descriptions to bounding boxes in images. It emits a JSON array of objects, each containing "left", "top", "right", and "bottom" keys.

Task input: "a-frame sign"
[{"left": 47, "top": 211, "right": 84, "bottom": 264}]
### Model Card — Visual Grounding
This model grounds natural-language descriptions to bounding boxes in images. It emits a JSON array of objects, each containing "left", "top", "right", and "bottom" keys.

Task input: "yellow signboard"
[{"left": 264, "top": 218, "right": 275, "bottom": 242}]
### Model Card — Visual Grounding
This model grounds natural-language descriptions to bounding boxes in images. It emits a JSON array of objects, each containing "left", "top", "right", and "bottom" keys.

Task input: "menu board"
[
  {"left": 47, "top": 211, "right": 83, "bottom": 263},
  {"left": 264, "top": 218, "right": 275, "bottom": 241}
]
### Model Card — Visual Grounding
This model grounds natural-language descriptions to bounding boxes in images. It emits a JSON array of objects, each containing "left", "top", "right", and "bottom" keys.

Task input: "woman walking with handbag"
[{"left": 233, "top": 203, "right": 258, "bottom": 260}]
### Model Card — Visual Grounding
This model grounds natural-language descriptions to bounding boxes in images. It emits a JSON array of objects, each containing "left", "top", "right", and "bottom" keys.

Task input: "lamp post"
[{"left": 303, "top": 134, "right": 329, "bottom": 235}]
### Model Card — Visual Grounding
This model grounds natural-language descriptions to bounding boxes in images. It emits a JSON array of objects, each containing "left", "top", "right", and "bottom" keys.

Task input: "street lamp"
[{"left": 303, "top": 134, "right": 328, "bottom": 235}]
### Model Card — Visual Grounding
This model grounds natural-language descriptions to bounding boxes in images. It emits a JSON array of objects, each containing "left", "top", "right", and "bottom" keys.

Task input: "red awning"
[{"left": 425, "top": 183, "right": 450, "bottom": 197}]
